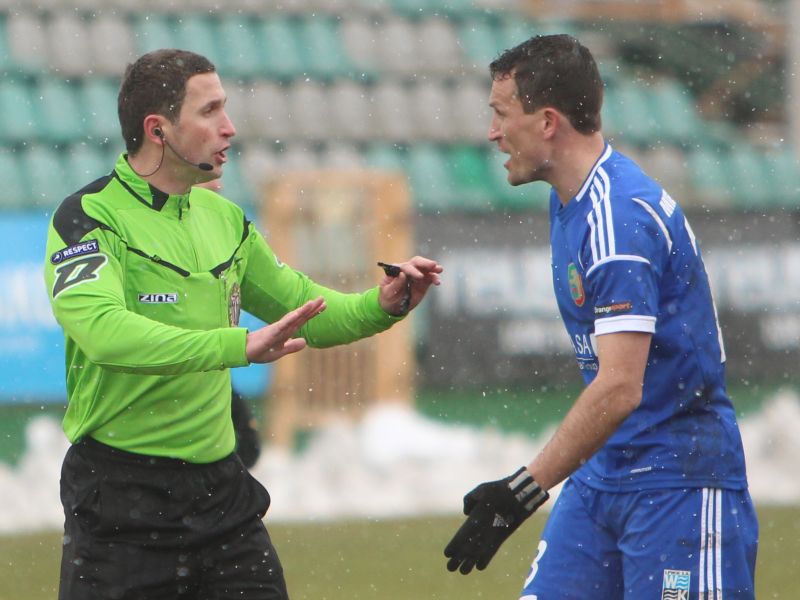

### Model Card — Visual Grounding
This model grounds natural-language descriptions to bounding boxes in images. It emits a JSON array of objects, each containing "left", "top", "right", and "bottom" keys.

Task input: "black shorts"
[{"left": 59, "top": 437, "right": 288, "bottom": 600}]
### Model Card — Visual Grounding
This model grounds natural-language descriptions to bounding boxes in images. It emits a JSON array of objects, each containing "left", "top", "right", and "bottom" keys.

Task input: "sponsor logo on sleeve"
[
  {"left": 50, "top": 239, "right": 99, "bottom": 264},
  {"left": 594, "top": 301, "right": 633, "bottom": 316},
  {"left": 661, "top": 569, "right": 690, "bottom": 600},
  {"left": 138, "top": 293, "right": 178, "bottom": 304}
]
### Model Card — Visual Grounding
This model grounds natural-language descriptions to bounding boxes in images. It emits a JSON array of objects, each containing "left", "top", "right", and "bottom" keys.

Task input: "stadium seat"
[
  {"left": 319, "top": 143, "right": 364, "bottom": 169},
  {"left": 409, "top": 81, "right": 456, "bottom": 142},
  {"left": 329, "top": 80, "right": 373, "bottom": 142},
  {"left": 363, "top": 143, "right": 407, "bottom": 173},
  {"left": 80, "top": 78, "right": 120, "bottom": 143},
  {"left": 649, "top": 79, "right": 701, "bottom": 147},
  {"left": 220, "top": 80, "right": 252, "bottom": 140},
  {"left": 21, "top": 146, "right": 74, "bottom": 211},
  {"left": 459, "top": 17, "right": 503, "bottom": 69},
  {"left": 6, "top": 12, "right": 49, "bottom": 74},
  {"left": 406, "top": 144, "right": 456, "bottom": 213},
  {"left": 175, "top": 15, "right": 222, "bottom": 67},
  {"left": 134, "top": 14, "right": 176, "bottom": 56},
  {"left": 764, "top": 148, "right": 800, "bottom": 207},
  {"left": 217, "top": 155, "right": 252, "bottom": 209},
  {"left": 34, "top": 78, "right": 83, "bottom": 144},
  {"left": 448, "top": 145, "right": 495, "bottom": 211},
  {"left": 245, "top": 81, "right": 294, "bottom": 143},
  {"left": 285, "top": 80, "right": 333, "bottom": 142},
  {"left": 416, "top": 17, "right": 464, "bottom": 76},
  {"left": 216, "top": 16, "right": 263, "bottom": 79},
  {"left": 256, "top": 17, "right": 306, "bottom": 81},
  {"left": 277, "top": 143, "right": 321, "bottom": 171},
  {"left": 452, "top": 78, "right": 492, "bottom": 143},
  {"left": 609, "top": 81, "right": 660, "bottom": 146},
  {"left": 47, "top": 13, "right": 92, "bottom": 77},
  {"left": 340, "top": 16, "right": 381, "bottom": 79},
  {"left": 370, "top": 80, "right": 414, "bottom": 143},
  {"left": 63, "top": 143, "right": 111, "bottom": 187},
  {"left": 0, "top": 150, "right": 28, "bottom": 210},
  {"left": 239, "top": 143, "right": 281, "bottom": 202},
  {"left": 0, "top": 78, "right": 38, "bottom": 144},
  {"left": 0, "top": 16, "right": 15, "bottom": 73},
  {"left": 686, "top": 147, "right": 732, "bottom": 207},
  {"left": 374, "top": 17, "right": 419, "bottom": 79},
  {"left": 497, "top": 16, "right": 542, "bottom": 51},
  {"left": 297, "top": 17, "right": 353, "bottom": 80},
  {"left": 727, "top": 146, "right": 771, "bottom": 208},
  {"left": 88, "top": 14, "right": 134, "bottom": 76}
]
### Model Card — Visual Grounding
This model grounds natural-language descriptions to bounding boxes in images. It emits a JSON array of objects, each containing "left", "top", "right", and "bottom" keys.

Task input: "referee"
[{"left": 44, "top": 49, "right": 442, "bottom": 600}]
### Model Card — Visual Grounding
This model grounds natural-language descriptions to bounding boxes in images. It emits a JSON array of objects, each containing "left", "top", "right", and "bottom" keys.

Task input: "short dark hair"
[
  {"left": 118, "top": 49, "right": 216, "bottom": 154},
  {"left": 490, "top": 34, "right": 603, "bottom": 134}
]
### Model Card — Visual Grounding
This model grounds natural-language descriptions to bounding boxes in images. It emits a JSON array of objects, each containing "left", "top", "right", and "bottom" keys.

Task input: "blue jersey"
[{"left": 549, "top": 145, "right": 748, "bottom": 491}]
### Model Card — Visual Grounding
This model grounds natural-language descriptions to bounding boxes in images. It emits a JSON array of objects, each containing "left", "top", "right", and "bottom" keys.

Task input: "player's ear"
[{"left": 541, "top": 107, "right": 560, "bottom": 139}]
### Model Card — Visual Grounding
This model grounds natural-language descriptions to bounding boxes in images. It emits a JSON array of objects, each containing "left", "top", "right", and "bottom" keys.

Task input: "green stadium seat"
[
  {"left": 687, "top": 148, "right": 732, "bottom": 207},
  {"left": 728, "top": 146, "right": 771, "bottom": 208},
  {"left": 650, "top": 79, "right": 701, "bottom": 146},
  {"left": 609, "top": 82, "right": 660, "bottom": 146},
  {"left": 175, "top": 15, "right": 222, "bottom": 67},
  {"left": 134, "top": 15, "right": 176, "bottom": 56},
  {"left": 448, "top": 145, "right": 494, "bottom": 211},
  {"left": 0, "top": 150, "right": 28, "bottom": 210},
  {"left": 459, "top": 17, "right": 503, "bottom": 67},
  {"left": 364, "top": 144, "right": 407, "bottom": 173},
  {"left": 406, "top": 144, "right": 456, "bottom": 213},
  {"left": 21, "top": 146, "right": 74, "bottom": 211},
  {"left": 297, "top": 17, "right": 352, "bottom": 80},
  {"left": 497, "top": 17, "right": 542, "bottom": 52},
  {"left": 0, "top": 78, "right": 37, "bottom": 144},
  {"left": 80, "top": 78, "right": 120, "bottom": 143},
  {"left": 218, "top": 156, "right": 251, "bottom": 209},
  {"left": 257, "top": 18, "right": 305, "bottom": 81},
  {"left": 34, "top": 79, "right": 83, "bottom": 144},
  {"left": 64, "top": 144, "right": 111, "bottom": 188},
  {"left": 763, "top": 149, "right": 800, "bottom": 207},
  {"left": 216, "top": 16, "right": 263, "bottom": 78}
]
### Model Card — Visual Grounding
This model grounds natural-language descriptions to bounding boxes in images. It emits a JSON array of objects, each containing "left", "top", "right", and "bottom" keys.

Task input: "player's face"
[
  {"left": 170, "top": 72, "right": 236, "bottom": 181},
  {"left": 488, "top": 75, "right": 550, "bottom": 186}
]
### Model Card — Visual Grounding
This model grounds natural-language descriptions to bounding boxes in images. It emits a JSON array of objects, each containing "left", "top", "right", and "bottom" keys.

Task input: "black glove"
[{"left": 444, "top": 467, "right": 549, "bottom": 574}]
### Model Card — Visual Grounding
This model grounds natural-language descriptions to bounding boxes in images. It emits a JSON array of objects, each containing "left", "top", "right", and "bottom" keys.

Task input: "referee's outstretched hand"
[{"left": 245, "top": 297, "right": 326, "bottom": 363}]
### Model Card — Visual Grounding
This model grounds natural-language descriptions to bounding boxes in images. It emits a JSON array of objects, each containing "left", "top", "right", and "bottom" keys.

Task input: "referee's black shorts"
[{"left": 58, "top": 437, "right": 288, "bottom": 600}]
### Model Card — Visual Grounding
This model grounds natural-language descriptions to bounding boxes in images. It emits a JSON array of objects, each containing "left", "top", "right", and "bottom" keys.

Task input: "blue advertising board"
[{"left": 0, "top": 213, "right": 270, "bottom": 404}]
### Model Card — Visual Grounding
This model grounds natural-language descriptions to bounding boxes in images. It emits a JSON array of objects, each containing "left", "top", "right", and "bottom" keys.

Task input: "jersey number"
[{"left": 52, "top": 255, "right": 108, "bottom": 297}]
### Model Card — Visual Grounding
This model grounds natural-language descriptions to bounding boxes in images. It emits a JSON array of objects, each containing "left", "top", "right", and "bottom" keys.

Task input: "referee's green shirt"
[{"left": 44, "top": 155, "right": 400, "bottom": 462}]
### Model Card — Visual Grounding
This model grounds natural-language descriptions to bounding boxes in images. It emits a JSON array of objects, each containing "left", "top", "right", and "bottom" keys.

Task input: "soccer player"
[
  {"left": 443, "top": 35, "right": 757, "bottom": 599},
  {"left": 45, "top": 49, "right": 442, "bottom": 600}
]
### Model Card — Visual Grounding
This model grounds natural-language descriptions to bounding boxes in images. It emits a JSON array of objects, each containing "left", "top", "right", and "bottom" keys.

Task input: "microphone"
[{"left": 154, "top": 128, "right": 214, "bottom": 171}]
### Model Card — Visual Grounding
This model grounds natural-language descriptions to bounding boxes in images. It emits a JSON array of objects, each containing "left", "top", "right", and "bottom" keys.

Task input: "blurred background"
[{"left": 1, "top": 0, "right": 799, "bottom": 598}]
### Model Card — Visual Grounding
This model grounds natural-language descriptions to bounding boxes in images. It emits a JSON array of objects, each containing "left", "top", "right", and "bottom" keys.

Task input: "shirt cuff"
[
  {"left": 218, "top": 327, "right": 250, "bottom": 368},
  {"left": 594, "top": 314, "right": 656, "bottom": 336}
]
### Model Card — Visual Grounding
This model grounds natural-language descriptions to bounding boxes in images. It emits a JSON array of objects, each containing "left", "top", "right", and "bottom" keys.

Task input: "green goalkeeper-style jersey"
[{"left": 44, "top": 154, "right": 400, "bottom": 463}]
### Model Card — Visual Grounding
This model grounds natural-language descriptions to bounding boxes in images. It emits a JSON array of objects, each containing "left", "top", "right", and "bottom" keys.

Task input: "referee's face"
[{"left": 488, "top": 75, "right": 550, "bottom": 187}]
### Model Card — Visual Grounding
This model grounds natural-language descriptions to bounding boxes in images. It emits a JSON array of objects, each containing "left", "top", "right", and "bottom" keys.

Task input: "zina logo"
[
  {"left": 661, "top": 569, "right": 690, "bottom": 600},
  {"left": 138, "top": 293, "right": 178, "bottom": 304}
]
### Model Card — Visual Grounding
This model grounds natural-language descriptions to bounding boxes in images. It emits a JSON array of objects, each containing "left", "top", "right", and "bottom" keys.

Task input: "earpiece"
[{"left": 153, "top": 127, "right": 163, "bottom": 138}]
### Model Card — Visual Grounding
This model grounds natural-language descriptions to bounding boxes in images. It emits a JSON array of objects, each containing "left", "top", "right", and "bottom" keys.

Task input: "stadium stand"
[{"left": 0, "top": 2, "right": 796, "bottom": 213}]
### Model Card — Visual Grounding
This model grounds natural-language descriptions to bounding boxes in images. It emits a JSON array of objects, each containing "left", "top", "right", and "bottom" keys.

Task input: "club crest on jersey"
[
  {"left": 229, "top": 282, "right": 241, "bottom": 326},
  {"left": 661, "top": 569, "right": 690, "bottom": 600},
  {"left": 51, "top": 239, "right": 99, "bottom": 264},
  {"left": 568, "top": 263, "right": 585, "bottom": 307}
]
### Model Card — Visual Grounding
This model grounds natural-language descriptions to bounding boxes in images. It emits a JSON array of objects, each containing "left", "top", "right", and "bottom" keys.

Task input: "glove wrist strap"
[{"left": 508, "top": 467, "right": 549, "bottom": 514}]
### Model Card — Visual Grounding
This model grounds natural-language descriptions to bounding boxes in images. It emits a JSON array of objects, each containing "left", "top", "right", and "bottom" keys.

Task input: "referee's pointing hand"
[{"left": 245, "top": 297, "right": 326, "bottom": 363}]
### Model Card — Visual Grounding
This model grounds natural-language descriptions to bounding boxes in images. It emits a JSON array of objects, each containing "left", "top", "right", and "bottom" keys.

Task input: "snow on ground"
[{"left": 2, "top": 390, "right": 799, "bottom": 534}]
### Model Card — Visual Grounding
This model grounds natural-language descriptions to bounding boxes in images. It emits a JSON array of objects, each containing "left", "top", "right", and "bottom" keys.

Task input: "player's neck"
[{"left": 551, "top": 133, "right": 606, "bottom": 206}]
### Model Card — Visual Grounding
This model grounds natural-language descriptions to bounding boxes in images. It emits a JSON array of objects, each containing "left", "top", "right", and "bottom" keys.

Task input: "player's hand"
[
  {"left": 444, "top": 467, "right": 549, "bottom": 574},
  {"left": 245, "top": 297, "right": 326, "bottom": 363},
  {"left": 378, "top": 256, "right": 443, "bottom": 317}
]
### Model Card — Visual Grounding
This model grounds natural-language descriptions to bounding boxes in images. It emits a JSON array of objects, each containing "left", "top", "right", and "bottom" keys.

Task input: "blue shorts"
[{"left": 520, "top": 478, "right": 758, "bottom": 600}]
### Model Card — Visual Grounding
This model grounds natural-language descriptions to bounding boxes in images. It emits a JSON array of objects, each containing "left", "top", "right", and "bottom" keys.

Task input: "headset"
[{"left": 130, "top": 126, "right": 214, "bottom": 178}]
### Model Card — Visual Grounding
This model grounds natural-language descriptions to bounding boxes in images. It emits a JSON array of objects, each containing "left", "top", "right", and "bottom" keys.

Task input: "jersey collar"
[
  {"left": 113, "top": 153, "right": 191, "bottom": 215},
  {"left": 573, "top": 143, "right": 613, "bottom": 204}
]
